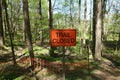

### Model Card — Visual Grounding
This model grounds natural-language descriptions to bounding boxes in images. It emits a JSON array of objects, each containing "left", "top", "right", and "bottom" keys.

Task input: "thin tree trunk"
[
  {"left": 92, "top": 0, "right": 102, "bottom": 61},
  {"left": 0, "top": 0, "right": 4, "bottom": 47},
  {"left": 38, "top": 0, "right": 43, "bottom": 45},
  {"left": 39, "top": 0, "right": 42, "bottom": 20},
  {"left": 3, "top": 15, "right": 6, "bottom": 41},
  {"left": 83, "top": 0, "right": 87, "bottom": 45},
  {"left": 78, "top": 0, "right": 82, "bottom": 54},
  {"left": 89, "top": 0, "right": 92, "bottom": 40},
  {"left": 119, "top": 33, "right": 120, "bottom": 42},
  {"left": 78, "top": 0, "right": 81, "bottom": 24},
  {"left": 102, "top": 0, "right": 107, "bottom": 40},
  {"left": 48, "top": 0, "right": 53, "bottom": 29},
  {"left": 3, "top": 0, "right": 16, "bottom": 65},
  {"left": 70, "top": 0, "right": 74, "bottom": 28},
  {"left": 64, "top": 14, "right": 67, "bottom": 26},
  {"left": 23, "top": 20, "right": 27, "bottom": 42},
  {"left": 9, "top": 1, "right": 16, "bottom": 40},
  {"left": 48, "top": 0, "right": 55, "bottom": 57},
  {"left": 22, "top": 0, "right": 34, "bottom": 69}
]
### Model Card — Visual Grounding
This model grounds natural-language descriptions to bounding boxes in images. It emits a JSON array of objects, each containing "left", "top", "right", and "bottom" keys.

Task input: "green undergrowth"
[{"left": 24, "top": 46, "right": 49, "bottom": 56}]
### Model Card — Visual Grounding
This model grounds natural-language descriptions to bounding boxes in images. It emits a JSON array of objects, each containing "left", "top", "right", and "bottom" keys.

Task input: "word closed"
[{"left": 50, "top": 29, "right": 76, "bottom": 46}]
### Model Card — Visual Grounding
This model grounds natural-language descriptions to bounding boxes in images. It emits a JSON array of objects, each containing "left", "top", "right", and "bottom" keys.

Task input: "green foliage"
[
  {"left": 14, "top": 76, "right": 25, "bottom": 80},
  {"left": 24, "top": 46, "right": 49, "bottom": 56}
]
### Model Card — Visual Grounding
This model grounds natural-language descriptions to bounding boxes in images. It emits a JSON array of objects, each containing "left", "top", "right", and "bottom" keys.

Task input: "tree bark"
[
  {"left": 78, "top": 0, "right": 81, "bottom": 54},
  {"left": 22, "top": 0, "right": 34, "bottom": 69},
  {"left": 39, "top": 0, "right": 42, "bottom": 20},
  {"left": 118, "top": 33, "right": 120, "bottom": 42},
  {"left": 83, "top": 0, "right": 87, "bottom": 45},
  {"left": 3, "top": 0, "right": 16, "bottom": 65},
  {"left": 102, "top": 0, "right": 107, "bottom": 40},
  {"left": 3, "top": 15, "right": 6, "bottom": 41},
  {"left": 89, "top": 0, "right": 92, "bottom": 40},
  {"left": 0, "top": 0, "right": 4, "bottom": 47},
  {"left": 48, "top": 0, "right": 55, "bottom": 57},
  {"left": 48, "top": 0, "right": 53, "bottom": 29},
  {"left": 78, "top": 0, "right": 81, "bottom": 24},
  {"left": 38, "top": 0, "right": 43, "bottom": 45},
  {"left": 23, "top": 20, "right": 27, "bottom": 42},
  {"left": 9, "top": 1, "right": 15, "bottom": 40},
  {"left": 70, "top": 0, "right": 74, "bottom": 28},
  {"left": 92, "top": 0, "right": 102, "bottom": 61}
]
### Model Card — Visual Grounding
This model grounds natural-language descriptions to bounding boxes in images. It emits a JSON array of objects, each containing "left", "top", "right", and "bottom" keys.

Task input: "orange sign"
[{"left": 50, "top": 29, "right": 76, "bottom": 46}]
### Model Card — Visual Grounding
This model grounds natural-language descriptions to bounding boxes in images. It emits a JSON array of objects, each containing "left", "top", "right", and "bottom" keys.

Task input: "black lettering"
[
  {"left": 60, "top": 32, "right": 64, "bottom": 37},
  {"left": 60, "top": 38, "right": 64, "bottom": 43},
  {"left": 56, "top": 32, "right": 59, "bottom": 37},
  {"left": 71, "top": 38, "right": 75, "bottom": 43},
  {"left": 52, "top": 38, "right": 75, "bottom": 44},
  {"left": 56, "top": 32, "right": 71, "bottom": 38},
  {"left": 66, "top": 33, "right": 71, "bottom": 37}
]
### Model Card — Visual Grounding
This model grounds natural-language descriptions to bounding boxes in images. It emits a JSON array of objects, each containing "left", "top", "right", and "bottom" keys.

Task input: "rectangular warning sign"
[{"left": 50, "top": 29, "right": 76, "bottom": 46}]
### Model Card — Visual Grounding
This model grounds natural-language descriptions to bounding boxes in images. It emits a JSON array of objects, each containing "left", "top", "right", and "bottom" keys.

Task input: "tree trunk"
[
  {"left": 3, "top": 0, "right": 16, "bottom": 65},
  {"left": 48, "top": 0, "right": 55, "bottom": 57},
  {"left": 0, "top": 0, "right": 4, "bottom": 47},
  {"left": 38, "top": 0, "right": 43, "bottom": 45},
  {"left": 118, "top": 33, "right": 120, "bottom": 42},
  {"left": 3, "top": 15, "right": 6, "bottom": 41},
  {"left": 9, "top": 1, "right": 15, "bottom": 40},
  {"left": 48, "top": 0, "right": 53, "bottom": 29},
  {"left": 23, "top": 20, "right": 27, "bottom": 42},
  {"left": 70, "top": 0, "right": 74, "bottom": 28},
  {"left": 78, "top": 0, "right": 82, "bottom": 54},
  {"left": 102, "top": 0, "right": 107, "bottom": 41},
  {"left": 89, "top": 0, "right": 92, "bottom": 40},
  {"left": 83, "top": 0, "right": 87, "bottom": 45},
  {"left": 92, "top": 0, "right": 102, "bottom": 61},
  {"left": 78, "top": 0, "right": 81, "bottom": 24},
  {"left": 22, "top": 0, "right": 34, "bottom": 69},
  {"left": 39, "top": 0, "right": 42, "bottom": 20}
]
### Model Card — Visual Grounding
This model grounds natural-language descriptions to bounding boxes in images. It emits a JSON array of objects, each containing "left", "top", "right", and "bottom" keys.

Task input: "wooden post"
[{"left": 62, "top": 46, "right": 65, "bottom": 80}]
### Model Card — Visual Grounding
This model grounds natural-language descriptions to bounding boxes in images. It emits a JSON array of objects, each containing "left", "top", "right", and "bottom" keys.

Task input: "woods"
[{"left": 0, "top": 0, "right": 120, "bottom": 80}]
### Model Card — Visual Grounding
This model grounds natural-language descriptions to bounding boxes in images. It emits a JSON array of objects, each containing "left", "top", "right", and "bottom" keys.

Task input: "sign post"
[
  {"left": 50, "top": 29, "right": 76, "bottom": 80},
  {"left": 62, "top": 46, "right": 65, "bottom": 80}
]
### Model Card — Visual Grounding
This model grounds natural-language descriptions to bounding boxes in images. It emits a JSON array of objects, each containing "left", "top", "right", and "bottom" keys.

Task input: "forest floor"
[{"left": 0, "top": 45, "right": 120, "bottom": 80}]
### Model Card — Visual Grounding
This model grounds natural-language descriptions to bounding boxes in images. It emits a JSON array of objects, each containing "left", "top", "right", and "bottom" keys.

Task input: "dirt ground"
[{"left": 0, "top": 47, "right": 120, "bottom": 80}]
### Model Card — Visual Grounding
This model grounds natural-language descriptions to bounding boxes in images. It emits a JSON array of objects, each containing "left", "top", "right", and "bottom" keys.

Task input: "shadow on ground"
[
  {"left": 0, "top": 53, "right": 13, "bottom": 63},
  {"left": 0, "top": 64, "right": 31, "bottom": 80}
]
